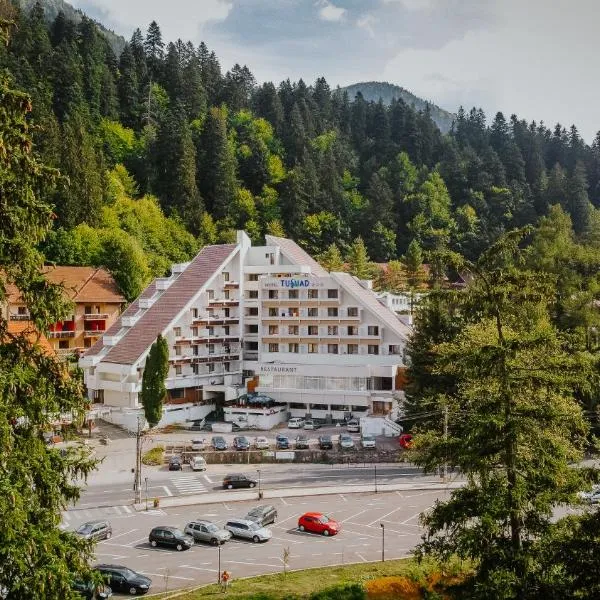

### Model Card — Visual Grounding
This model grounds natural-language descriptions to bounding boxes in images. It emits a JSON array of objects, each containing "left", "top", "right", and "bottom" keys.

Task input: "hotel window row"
[
  {"left": 263, "top": 325, "right": 378, "bottom": 336},
  {"left": 265, "top": 343, "right": 385, "bottom": 355},
  {"left": 264, "top": 289, "right": 339, "bottom": 300}
]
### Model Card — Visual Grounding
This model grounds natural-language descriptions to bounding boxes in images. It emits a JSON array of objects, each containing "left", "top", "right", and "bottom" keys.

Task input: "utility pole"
[
  {"left": 134, "top": 417, "right": 143, "bottom": 503},
  {"left": 442, "top": 404, "right": 448, "bottom": 482}
]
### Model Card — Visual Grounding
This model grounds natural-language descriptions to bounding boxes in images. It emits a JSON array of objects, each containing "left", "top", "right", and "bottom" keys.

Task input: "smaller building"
[
  {"left": 3, "top": 266, "right": 125, "bottom": 359},
  {"left": 375, "top": 290, "right": 425, "bottom": 319}
]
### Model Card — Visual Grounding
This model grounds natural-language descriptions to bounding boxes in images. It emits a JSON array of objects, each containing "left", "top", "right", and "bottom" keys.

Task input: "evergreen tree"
[
  {"left": 346, "top": 236, "right": 373, "bottom": 279},
  {"left": 144, "top": 20, "right": 164, "bottom": 82},
  {"left": 567, "top": 161, "right": 592, "bottom": 235},
  {"left": 117, "top": 43, "right": 140, "bottom": 129},
  {"left": 141, "top": 334, "right": 169, "bottom": 427},
  {"left": 318, "top": 243, "right": 344, "bottom": 272},
  {"left": 279, "top": 167, "right": 308, "bottom": 238}
]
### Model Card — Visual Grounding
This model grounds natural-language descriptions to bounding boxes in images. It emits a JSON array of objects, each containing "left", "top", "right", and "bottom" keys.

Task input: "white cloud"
[
  {"left": 382, "top": 0, "right": 433, "bottom": 10},
  {"left": 356, "top": 13, "right": 378, "bottom": 38},
  {"left": 316, "top": 0, "right": 346, "bottom": 22}
]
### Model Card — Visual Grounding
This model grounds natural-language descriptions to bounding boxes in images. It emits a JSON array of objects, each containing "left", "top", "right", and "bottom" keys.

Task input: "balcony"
[
  {"left": 208, "top": 299, "right": 239, "bottom": 308},
  {"left": 224, "top": 281, "right": 240, "bottom": 288},
  {"left": 9, "top": 313, "right": 30, "bottom": 321},
  {"left": 48, "top": 330, "right": 76, "bottom": 339},
  {"left": 243, "top": 351, "right": 259, "bottom": 361},
  {"left": 84, "top": 327, "right": 106, "bottom": 337},
  {"left": 83, "top": 313, "right": 109, "bottom": 320}
]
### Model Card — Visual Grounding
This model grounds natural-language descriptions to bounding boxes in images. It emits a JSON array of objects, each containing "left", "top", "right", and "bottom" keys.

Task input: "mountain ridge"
[{"left": 340, "top": 81, "right": 455, "bottom": 133}]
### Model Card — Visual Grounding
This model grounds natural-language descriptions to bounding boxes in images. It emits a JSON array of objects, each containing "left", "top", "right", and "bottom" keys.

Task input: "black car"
[
  {"left": 246, "top": 394, "right": 276, "bottom": 407},
  {"left": 276, "top": 436, "right": 290, "bottom": 449},
  {"left": 233, "top": 436, "right": 250, "bottom": 451},
  {"left": 168, "top": 455, "right": 183, "bottom": 471},
  {"left": 72, "top": 580, "right": 112, "bottom": 600},
  {"left": 244, "top": 504, "right": 278, "bottom": 527},
  {"left": 318, "top": 435, "right": 333, "bottom": 450},
  {"left": 211, "top": 436, "right": 228, "bottom": 451},
  {"left": 223, "top": 473, "right": 257, "bottom": 489},
  {"left": 95, "top": 565, "right": 152, "bottom": 596},
  {"left": 148, "top": 526, "right": 194, "bottom": 551},
  {"left": 295, "top": 434, "right": 310, "bottom": 449}
]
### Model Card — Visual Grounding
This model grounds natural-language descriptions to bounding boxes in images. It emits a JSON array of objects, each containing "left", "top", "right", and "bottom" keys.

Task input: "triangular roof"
[
  {"left": 265, "top": 235, "right": 328, "bottom": 277},
  {"left": 6, "top": 321, "right": 54, "bottom": 355}
]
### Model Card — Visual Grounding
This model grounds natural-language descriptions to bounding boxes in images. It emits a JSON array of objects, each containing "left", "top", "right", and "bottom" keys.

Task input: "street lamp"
[
  {"left": 257, "top": 469, "right": 262, "bottom": 499},
  {"left": 217, "top": 542, "right": 221, "bottom": 585},
  {"left": 380, "top": 523, "right": 385, "bottom": 562},
  {"left": 144, "top": 477, "right": 148, "bottom": 511}
]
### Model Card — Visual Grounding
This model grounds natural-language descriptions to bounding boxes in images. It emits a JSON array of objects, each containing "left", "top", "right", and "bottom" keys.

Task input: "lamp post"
[
  {"left": 374, "top": 465, "right": 378, "bottom": 493},
  {"left": 144, "top": 477, "right": 148, "bottom": 511},
  {"left": 257, "top": 468, "right": 262, "bottom": 499},
  {"left": 380, "top": 523, "right": 385, "bottom": 562},
  {"left": 217, "top": 542, "right": 221, "bottom": 584}
]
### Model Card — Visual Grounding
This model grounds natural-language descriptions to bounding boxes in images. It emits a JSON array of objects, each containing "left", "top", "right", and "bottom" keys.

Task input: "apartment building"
[
  {"left": 79, "top": 232, "right": 411, "bottom": 425},
  {"left": 4, "top": 267, "right": 125, "bottom": 359}
]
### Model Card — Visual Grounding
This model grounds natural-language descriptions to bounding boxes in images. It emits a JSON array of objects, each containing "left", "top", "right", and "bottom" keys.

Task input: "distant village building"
[
  {"left": 3, "top": 267, "right": 125, "bottom": 359},
  {"left": 79, "top": 232, "right": 412, "bottom": 430}
]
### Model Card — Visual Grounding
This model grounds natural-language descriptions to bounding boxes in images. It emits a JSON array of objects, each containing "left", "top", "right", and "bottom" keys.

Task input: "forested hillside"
[
  {"left": 340, "top": 81, "right": 455, "bottom": 133},
  {"left": 2, "top": 2, "right": 600, "bottom": 300}
]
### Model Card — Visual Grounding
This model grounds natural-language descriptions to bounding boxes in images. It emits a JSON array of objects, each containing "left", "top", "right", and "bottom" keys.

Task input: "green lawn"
[{"left": 152, "top": 558, "right": 415, "bottom": 599}]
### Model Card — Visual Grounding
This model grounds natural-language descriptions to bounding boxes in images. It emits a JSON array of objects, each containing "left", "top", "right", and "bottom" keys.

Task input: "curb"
[{"left": 134, "top": 480, "right": 464, "bottom": 511}]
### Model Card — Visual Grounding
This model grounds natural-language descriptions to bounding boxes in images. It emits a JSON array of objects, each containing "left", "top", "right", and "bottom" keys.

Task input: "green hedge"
[{"left": 142, "top": 445, "right": 165, "bottom": 465}]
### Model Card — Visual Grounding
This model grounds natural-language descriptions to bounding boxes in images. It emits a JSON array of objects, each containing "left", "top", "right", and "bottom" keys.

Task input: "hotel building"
[{"left": 79, "top": 232, "right": 411, "bottom": 427}]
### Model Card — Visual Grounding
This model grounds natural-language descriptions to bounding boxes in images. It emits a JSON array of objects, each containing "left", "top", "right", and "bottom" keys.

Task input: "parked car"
[
  {"left": 276, "top": 436, "right": 290, "bottom": 449},
  {"left": 304, "top": 420, "right": 321, "bottom": 430},
  {"left": 318, "top": 435, "right": 333, "bottom": 450},
  {"left": 222, "top": 473, "right": 257, "bottom": 489},
  {"left": 190, "top": 455, "right": 207, "bottom": 471},
  {"left": 168, "top": 455, "right": 183, "bottom": 471},
  {"left": 75, "top": 520, "right": 112, "bottom": 541},
  {"left": 254, "top": 436, "right": 270, "bottom": 449},
  {"left": 247, "top": 394, "right": 276, "bottom": 408},
  {"left": 183, "top": 520, "right": 231, "bottom": 545},
  {"left": 399, "top": 434, "right": 413, "bottom": 449},
  {"left": 190, "top": 438, "right": 205, "bottom": 451},
  {"left": 72, "top": 580, "right": 112, "bottom": 599},
  {"left": 148, "top": 526, "right": 194, "bottom": 551},
  {"left": 95, "top": 565, "right": 152, "bottom": 596},
  {"left": 295, "top": 434, "right": 310, "bottom": 449},
  {"left": 211, "top": 436, "right": 228, "bottom": 451},
  {"left": 225, "top": 518, "right": 272, "bottom": 543},
  {"left": 233, "top": 436, "right": 250, "bottom": 451},
  {"left": 578, "top": 484, "right": 600, "bottom": 504},
  {"left": 298, "top": 512, "right": 340, "bottom": 536},
  {"left": 339, "top": 434, "right": 355, "bottom": 449},
  {"left": 361, "top": 434, "right": 376, "bottom": 449},
  {"left": 288, "top": 417, "right": 305, "bottom": 429},
  {"left": 346, "top": 419, "right": 360, "bottom": 433},
  {"left": 244, "top": 504, "right": 278, "bottom": 527}
]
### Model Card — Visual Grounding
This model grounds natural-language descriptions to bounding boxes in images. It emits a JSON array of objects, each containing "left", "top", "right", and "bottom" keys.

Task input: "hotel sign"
[
  {"left": 263, "top": 277, "right": 324, "bottom": 289},
  {"left": 260, "top": 365, "right": 298, "bottom": 374}
]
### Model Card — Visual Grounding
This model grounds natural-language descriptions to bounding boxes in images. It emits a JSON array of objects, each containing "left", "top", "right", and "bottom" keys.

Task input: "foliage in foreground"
[{"left": 141, "top": 334, "right": 169, "bottom": 427}]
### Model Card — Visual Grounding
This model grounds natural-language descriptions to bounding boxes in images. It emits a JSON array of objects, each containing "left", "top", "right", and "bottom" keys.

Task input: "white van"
[
  {"left": 288, "top": 417, "right": 305, "bottom": 429},
  {"left": 190, "top": 456, "right": 207, "bottom": 471}
]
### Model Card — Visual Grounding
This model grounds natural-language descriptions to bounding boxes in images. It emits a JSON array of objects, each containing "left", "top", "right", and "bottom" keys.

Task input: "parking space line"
[
  {"left": 339, "top": 494, "right": 348, "bottom": 502},
  {"left": 367, "top": 505, "right": 404, "bottom": 526},
  {"left": 95, "top": 552, "right": 128, "bottom": 559},
  {"left": 280, "top": 498, "right": 289, "bottom": 506},
  {"left": 123, "top": 505, "right": 133, "bottom": 514},
  {"left": 356, "top": 553, "right": 368, "bottom": 562},
  {"left": 127, "top": 536, "right": 152, "bottom": 547},
  {"left": 180, "top": 565, "right": 218, "bottom": 573},
  {"left": 203, "top": 474, "right": 213, "bottom": 484},
  {"left": 99, "top": 528, "right": 138, "bottom": 542},
  {"left": 341, "top": 509, "right": 368, "bottom": 523},
  {"left": 227, "top": 560, "right": 280, "bottom": 568},
  {"left": 139, "top": 571, "right": 194, "bottom": 581},
  {"left": 271, "top": 536, "right": 304, "bottom": 545},
  {"left": 162, "top": 486, "right": 173, "bottom": 497},
  {"left": 339, "top": 527, "right": 380, "bottom": 539},
  {"left": 399, "top": 511, "right": 422, "bottom": 525}
]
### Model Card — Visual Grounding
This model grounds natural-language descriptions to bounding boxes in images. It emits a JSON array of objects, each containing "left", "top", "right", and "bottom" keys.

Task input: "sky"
[{"left": 71, "top": 0, "right": 600, "bottom": 141}]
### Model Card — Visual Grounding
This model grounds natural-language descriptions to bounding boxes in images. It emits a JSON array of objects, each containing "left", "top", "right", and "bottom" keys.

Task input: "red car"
[
  {"left": 399, "top": 434, "right": 413, "bottom": 449},
  {"left": 298, "top": 512, "right": 340, "bottom": 536}
]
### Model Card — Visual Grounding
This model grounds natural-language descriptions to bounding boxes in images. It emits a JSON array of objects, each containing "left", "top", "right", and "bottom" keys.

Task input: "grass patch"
[{"left": 142, "top": 445, "right": 165, "bottom": 466}]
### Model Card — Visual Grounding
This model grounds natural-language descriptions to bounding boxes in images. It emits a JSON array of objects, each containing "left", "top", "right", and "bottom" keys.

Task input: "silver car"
[
  {"left": 225, "top": 518, "right": 272, "bottom": 543},
  {"left": 339, "top": 434, "right": 355, "bottom": 449},
  {"left": 361, "top": 434, "right": 376, "bottom": 449},
  {"left": 184, "top": 520, "right": 232, "bottom": 545}
]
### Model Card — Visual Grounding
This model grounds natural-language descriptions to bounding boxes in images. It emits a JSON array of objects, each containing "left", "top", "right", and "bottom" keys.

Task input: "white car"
[
  {"left": 361, "top": 435, "right": 376, "bottom": 449},
  {"left": 190, "top": 438, "right": 205, "bottom": 451},
  {"left": 254, "top": 436, "right": 270, "bottom": 449},
  {"left": 346, "top": 419, "right": 360, "bottom": 433},
  {"left": 190, "top": 455, "right": 207, "bottom": 471},
  {"left": 288, "top": 417, "right": 305, "bottom": 429}
]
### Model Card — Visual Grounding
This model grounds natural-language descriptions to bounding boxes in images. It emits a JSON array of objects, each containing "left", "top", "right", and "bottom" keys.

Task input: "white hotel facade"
[{"left": 80, "top": 232, "right": 411, "bottom": 428}]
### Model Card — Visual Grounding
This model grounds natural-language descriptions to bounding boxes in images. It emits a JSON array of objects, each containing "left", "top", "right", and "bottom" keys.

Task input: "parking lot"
[{"left": 73, "top": 489, "right": 451, "bottom": 595}]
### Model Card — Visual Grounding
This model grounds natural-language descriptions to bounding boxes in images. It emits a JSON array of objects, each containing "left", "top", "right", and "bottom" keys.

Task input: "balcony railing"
[
  {"left": 9, "top": 313, "right": 30, "bottom": 321},
  {"left": 83, "top": 313, "right": 109, "bottom": 320},
  {"left": 48, "top": 331, "right": 76, "bottom": 338},
  {"left": 84, "top": 328, "right": 105, "bottom": 336}
]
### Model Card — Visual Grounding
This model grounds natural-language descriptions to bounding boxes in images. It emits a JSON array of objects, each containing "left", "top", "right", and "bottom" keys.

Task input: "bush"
[
  {"left": 142, "top": 445, "right": 165, "bottom": 465},
  {"left": 365, "top": 576, "right": 421, "bottom": 600},
  {"left": 310, "top": 583, "right": 366, "bottom": 600}
]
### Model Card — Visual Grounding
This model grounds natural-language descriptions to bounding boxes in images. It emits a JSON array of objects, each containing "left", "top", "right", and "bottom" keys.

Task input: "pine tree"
[
  {"left": 346, "top": 236, "right": 373, "bottom": 279},
  {"left": 318, "top": 243, "right": 344, "bottom": 272},
  {"left": 567, "top": 161, "right": 592, "bottom": 235},
  {"left": 117, "top": 43, "right": 139, "bottom": 129},
  {"left": 141, "top": 334, "right": 169, "bottom": 427},
  {"left": 144, "top": 20, "right": 164, "bottom": 82}
]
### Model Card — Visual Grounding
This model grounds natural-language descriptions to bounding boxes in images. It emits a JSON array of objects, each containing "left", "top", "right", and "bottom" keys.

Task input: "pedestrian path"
[
  {"left": 61, "top": 504, "right": 136, "bottom": 528},
  {"left": 170, "top": 474, "right": 208, "bottom": 495}
]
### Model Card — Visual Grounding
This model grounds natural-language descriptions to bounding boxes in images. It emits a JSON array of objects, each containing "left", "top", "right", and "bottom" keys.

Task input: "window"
[
  {"left": 268, "top": 308, "right": 278, "bottom": 317},
  {"left": 308, "top": 289, "right": 319, "bottom": 299},
  {"left": 224, "top": 290, "right": 230, "bottom": 299},
  {"left": 347, "top": 344, "right": 358, "bottom": 355},
  {"left": 222, "top": 271, "right": 229, "bottom": 282},
  {"left": 248, "top": 307, "right": 258, "bottom": 316},
  {"left": 84, "top": 338, "right": 92, "bottom": 348},
  {"left": 308, "top": 307, "right": 318, "bottom": 317},
  {"left": 347, "top": 326, "right": 358, "bottom": 336},
  {"left": 289, "top": 290, "right": 298, "bottom": 299},
  {"left": 388, "top": 345, "right": 402, "bottom": 355},
  {"left": 174, "top": 327, "right": 181, "bottom": 337},
  {"left": 175, "top": 365, "right": 182, "bottom": 375},
  {"left": 59, "top": 340, "right": 69, "bottom": 349},
  {"left": 224, "top": 308, "right": 230, "bottom": 317},
  {"left": 84, "top": 305, "right": 92, "bottom": 314},
  {"left": 247, "top": 324, "right": 259, "bottom": 333},
  {"left": 247, "top": 290, "right": 258, "bottom": 299},
  {"left": 368, "top": 345, "right": 379, "bottom": 355},
  {"left": 347, "top": 307, "right": 358, "bottom": 317},
  {"left": 327, "top": 325, "right": 338, "bottom": 335},
  {"left": 308, "top": 325, "right": 318, "bottom": 335},
  {"left": 268, "top": 343, "right": 279, "bottom": 352},
  {"left": 248, "top": 273, "right": 259, "bottom": 281},
  {"left": 175, "top": 346, "right": 182, "bottom": 356},
  {"left": 288, "top": 308, "right": 299, "bottom": 317},
  {"left": 288, "top": 325, "right": 299, "bottom": 335},
  {"left": 17, "top": 306, "right": 27, "bottom": 315},
  {"left": 269, "top": 325, "right": 279, "bottom": 335},
  {"left": 327, "top": 289, "right": 338, "bottom": 299},
  {"left": 222, "top": 326, "right": 229, "bottom": 336},
  {"left": 208, "top": 343, "right": 215, "bottom": 354},
  {"left": 207, "top": 289, "right": 214, "bottom": 300},
  {"left": 308, "top": 343, "right": 319, "bottom": 354},
  {"left": 368, "top": 326, "right": 379, "bottom": 336},
  {"left": 192, "top": 308, "right": 198, "bottom": 318},
  {"left": 170, "top": 388, "right": 184, "bottom": 399},
  {"left": 208, "top": 363, "right": 215, "bottom": 373},
  {"left": 193, "top": 345, "right": 199, "bottom": 355},
  {"left": 191, "top": 327, "right": 198, "bottom": 337},
  {"left": 192, "top": 364, "right": 199, "bottom": 374},
  {"left": 327, "top": 307, "right": 338, "bottom": 317},
  {"left": 288, "top": 343, "right": 299, "bottom": 353},
  {"left": 328, "top": 344, "right": 339, "bottom": 354},
  {"left": 268, "top": 289, "right": 278, "bottom": 299},
  {"left": 208, "top": 326, "right": 214, "bottom": 336}
]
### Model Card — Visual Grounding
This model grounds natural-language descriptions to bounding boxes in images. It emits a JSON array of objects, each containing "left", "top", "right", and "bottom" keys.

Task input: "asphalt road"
[
  {"left": 63, "top": 489, "right": 452, "bottom": 596},
  {"left": 75, "top": 463, "right": 438, "bottom": 509}
]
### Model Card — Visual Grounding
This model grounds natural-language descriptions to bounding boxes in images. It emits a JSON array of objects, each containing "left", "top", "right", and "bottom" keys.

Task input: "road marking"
[
  {"left": 223, "top": 503, "right": 232, "bottom": 511},
  {"left": 367, "top": 505, "right": 405, "bottom": 526},
  {"left": 203, "top": 474, "right": 213, "bottom": 484},
  {"left": 95, "top": 552, "right": 127, "bottom": 560},
  {"left": 162, "top": 485, "right": 173, "bottom": 497},
  {"left": 339, "top": 494, "right": 348, "bottom": 502},
  {"left": 271, "top": 536, "right": 304, "bottom": 545},
  {"left": 280, "top": 498, "right": 289, "bottom": 506},
  {"left": 226, "top": 560, "right": 280, "bottom": 568},
  {"left": 122, "top": 505, "right": 133, "bottom": 513},
  {"left": 127, "top": 536, "right": 151, "bottom": 547},
  {"left": 356, "top": 553, "right": 368, "bottom": 563},
  {"left": 139, "top": 571, "right": 194, "bottom": 581},
  {"left": 180, "top": 565, "right": 218, "bottom": 573},
  {"left": 341, "top": 509, "right": 368, "bottom": 523},
  {"left": 399, "top": 511, "right": 422, "bottom": 525},
  {"left": 100, "top": 528, "right": 138, "bottom": 542}
]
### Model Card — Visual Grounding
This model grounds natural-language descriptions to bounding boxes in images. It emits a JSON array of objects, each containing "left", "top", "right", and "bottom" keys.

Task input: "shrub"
[
  {"left": 310, "top": 583, "right": 366, "bottom": 600},
  {"left": 365, "top": 576, "right": 421, "bottom": 600},
  {"left": 142, "top": 445, "right": 165, "bottom": 465}
]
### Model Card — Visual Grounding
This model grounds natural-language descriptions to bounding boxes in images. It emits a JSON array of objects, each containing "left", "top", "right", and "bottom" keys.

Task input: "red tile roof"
[
  {"left": 6, "top": 321, "right": 54, "bottom": 355},
  {"left": 99, "top": 244, "right": 237, "bottom": 365},
  {"left": 265, "top": 235, "right": 328, "bottom": 277}
]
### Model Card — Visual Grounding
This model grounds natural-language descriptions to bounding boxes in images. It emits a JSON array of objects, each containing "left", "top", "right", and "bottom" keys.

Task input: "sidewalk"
[{"left": 134, "top": 479, "right": 464, "bottom": 511}]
